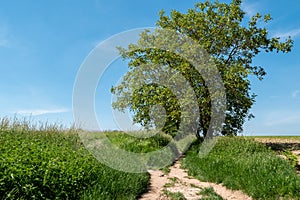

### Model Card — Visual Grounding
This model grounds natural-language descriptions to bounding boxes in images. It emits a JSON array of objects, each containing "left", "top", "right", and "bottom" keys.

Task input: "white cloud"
[
  {"left": 16, "top": 108, "right": 69, "bottom": 116},
  {"left": 242, "top": 2, "right": 300, "bottom": 40},
  {"left": 273, "top": 28, "right": 300, "bottom": 39},
  {"left": 292, "top": 90, "right": 300, "bottom": 98},
  {"left": 264, "top": 112, "right": 300, "bottom": 126},
  {"left": 241, "top": 1, "right": 259, "bottom": 17}
]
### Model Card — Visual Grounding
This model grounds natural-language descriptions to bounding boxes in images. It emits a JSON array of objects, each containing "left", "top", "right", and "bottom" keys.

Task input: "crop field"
[
  {"left": 251, "top": 136, "right": 300, "bottom": 145},
  {"left": 255, "top": 135, "right": 300, "bottom": 147}
]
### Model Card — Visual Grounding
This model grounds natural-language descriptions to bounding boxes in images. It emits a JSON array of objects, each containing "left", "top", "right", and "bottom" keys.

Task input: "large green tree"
[{"left": 111, "top": 0, "right": 292, "bottom": 139}]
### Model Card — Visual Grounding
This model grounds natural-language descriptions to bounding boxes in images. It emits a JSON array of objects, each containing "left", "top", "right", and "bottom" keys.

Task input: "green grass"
[
  {"left": 104, "top": 130, "right": 172, "bottom": 153},
  {"left": 80, "top": 129, "right": 178, "bottom": 171},
  {"left": 164, "top": 177, "right": 179, "bottom": 188},
  {"left": 163, "top": 189, "right": 186, "bottom": 200},
  {"left": 198, "top": 187, "right": 223, "bottom": 200},
  {"left": 2, "top": 117, "right": 300, "bottom": 199},
  {"left": 182, "top": 137, "right": 300, "bottom": 200},
  {"left": 282, "top": 150, "right": 299, "bottom": 168},
  {"left": 0, "top": 118, "right": 151, "bottom": 199}
]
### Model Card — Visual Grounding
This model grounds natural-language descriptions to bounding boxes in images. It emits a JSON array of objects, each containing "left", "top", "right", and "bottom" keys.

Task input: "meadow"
[
  {"left": 181, "top": 137, "right": 300, "bottom": 200},
  {"left": 0, "top": 117, "right": 299, "bottom": 199},
  {"left": 0, "top": 118, "right": 153, "bottom": 199}
]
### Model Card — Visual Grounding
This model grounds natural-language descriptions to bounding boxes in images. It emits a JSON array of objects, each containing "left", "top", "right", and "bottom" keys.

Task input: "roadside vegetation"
[
  {"left": 0, "top": 118, "right": 151, "bottom": 200},
  {"left": 198, "top": 187, "right": 223, "bottom": 200},
  {"left": 181, "top": 137, "right": 300, "bottom": 200},
  {"left": 1, "top": 118, "right": 299, "bottom": 199}
]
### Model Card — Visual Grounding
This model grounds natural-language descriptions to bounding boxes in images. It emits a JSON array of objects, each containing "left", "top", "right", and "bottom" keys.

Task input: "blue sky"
[{"left": 0, "top": 0, "right": 299, "bottom": 135}]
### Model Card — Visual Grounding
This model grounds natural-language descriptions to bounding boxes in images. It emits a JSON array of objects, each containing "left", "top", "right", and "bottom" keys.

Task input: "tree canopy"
[{"left": 111, "top": 0, "right": 292, "bottom": 139}]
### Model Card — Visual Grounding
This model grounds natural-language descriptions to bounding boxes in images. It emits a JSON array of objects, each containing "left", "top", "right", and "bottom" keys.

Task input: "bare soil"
[
  {"left": 254, "top": 137, "right": 300, "bottom": 151},
  {"left": 140, "top": 138, "right": 300, "bottom": 200},
  {"left": 139, "top": 161, "right": 252, "bottom": 200}
]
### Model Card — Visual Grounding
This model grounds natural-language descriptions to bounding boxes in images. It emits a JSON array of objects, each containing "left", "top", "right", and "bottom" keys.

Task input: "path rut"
[{"left": 139, "top": 161, "right": 252, "bottom": 200}]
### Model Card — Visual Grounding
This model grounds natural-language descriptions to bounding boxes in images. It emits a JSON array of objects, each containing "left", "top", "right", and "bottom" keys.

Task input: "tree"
[{"left": 111, "top": 0, "right": 292, "bottom": 139}]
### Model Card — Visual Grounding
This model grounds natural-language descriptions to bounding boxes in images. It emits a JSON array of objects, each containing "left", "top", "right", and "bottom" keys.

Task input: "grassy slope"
[
  {"left": 1, "top": 117, "right": 299, "bottom": 199},
  {"left": 0, "top": 128, "right": 152, "bottom": 199},
  {"left": 181, "top": 137, "right": 300, "bottom": 200}
]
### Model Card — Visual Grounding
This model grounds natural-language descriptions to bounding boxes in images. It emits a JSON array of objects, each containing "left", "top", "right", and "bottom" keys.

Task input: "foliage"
[
  {"left": 104, "top": 130, "right": 172, "bottom": 153},
  {"left": 283, "top": 150, "right": 298, "bottom": 168},
  {"left": 198, "top": 187, "right": 223, "bottom": 200},
  {"left": 0, "top": 119, "right": 150, "bottom": 199},
  {"left": 164, "top": 177, "right": 179, "bottom": 188},
  {"left": 111, "top": 0, "right": 293, "bottom": 138},
  {"left": 181, "top": 137, "right": 300, "bottom": 199},
  {"left": 163, "top": 189, "right": 186, "bottom": 200}
]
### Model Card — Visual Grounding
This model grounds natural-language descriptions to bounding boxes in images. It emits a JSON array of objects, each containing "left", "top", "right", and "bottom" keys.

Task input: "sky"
[{"left": 0, "top": 0, "right": 299, "bottom": 136}]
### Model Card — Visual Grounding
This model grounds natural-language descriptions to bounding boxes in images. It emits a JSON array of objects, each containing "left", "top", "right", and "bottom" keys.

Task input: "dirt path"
[{"left": 139, "top": 161, "right": 252, "bottom": 200}]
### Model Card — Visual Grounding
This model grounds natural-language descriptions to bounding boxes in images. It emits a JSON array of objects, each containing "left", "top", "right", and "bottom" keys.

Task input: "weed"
[
  {"left": 198, "top": 187, "right": 223, "bottom": 200},
  {"left": 164, "top": 177, "right": 179, "bottom": 187},
  {"left": 190, "top": 183, "right": 202, "bottom": 189},
  {"left": 163, "top": 189, "right": 186, "bottom": 200},
  {"left": 162, "top": 165, "right": 171, "bottom": 175},
  {"left": 282, "top": 150, "right": 298, "bottom": 168}
]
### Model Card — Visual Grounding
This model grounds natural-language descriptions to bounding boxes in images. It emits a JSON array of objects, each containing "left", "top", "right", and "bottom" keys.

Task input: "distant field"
[
  {"left": 246, "top": 136, "right": 300, "bottom": 152},
  {"left": 248, "top": 136, "right": 300, "bottom": 143}
]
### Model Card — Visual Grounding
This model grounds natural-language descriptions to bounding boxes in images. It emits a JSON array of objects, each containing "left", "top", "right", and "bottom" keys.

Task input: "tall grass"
[
  {"left": 104, "top": 130, "right": 172, "bottom": 153},
  {"left": 0, "top": 117, "right": 150, "bottom": 199},
  {"left": 182, "top": 137, "right": 300, "bottom": 200},
  {"left": 0, "top": 116, "right": 70, "bottom": 133},
  {"left": 4, "top": 117, "right": 299, "bottom": 199}
]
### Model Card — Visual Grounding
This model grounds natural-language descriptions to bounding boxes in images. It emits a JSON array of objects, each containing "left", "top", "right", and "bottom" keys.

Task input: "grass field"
[
  {"left": 1, "top": 117, "right": 300, "bottom": 199},
  {"left": 0, "top": 118, "right": 159, "bottom": 200},
  {"left": 182, "top": 137, "right": 300, "bottom": 200}
]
